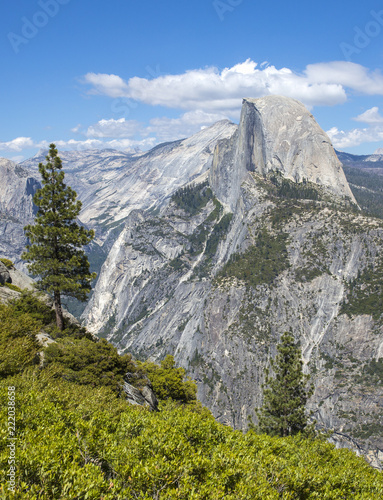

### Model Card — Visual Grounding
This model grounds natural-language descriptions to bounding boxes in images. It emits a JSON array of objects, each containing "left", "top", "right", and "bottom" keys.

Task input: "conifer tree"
[
  {"left": 256, "top": 332, "right": 314, "bottom": 437},
  {"left": 22, "top": 144, "right": 96, "bottom": 330}
]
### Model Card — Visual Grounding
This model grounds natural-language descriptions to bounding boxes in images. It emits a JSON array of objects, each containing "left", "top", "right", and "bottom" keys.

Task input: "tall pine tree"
[
  {"left": 256, "top": 332, "right": 314, "bottom": 437},
  {"left": 22, "top": 144, "right": 96, "bottom": 330}
]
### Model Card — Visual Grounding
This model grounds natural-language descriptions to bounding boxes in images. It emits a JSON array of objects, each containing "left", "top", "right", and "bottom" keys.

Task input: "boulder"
[{"left": 0, "top": 262, "right": 11, "bottom": 285}]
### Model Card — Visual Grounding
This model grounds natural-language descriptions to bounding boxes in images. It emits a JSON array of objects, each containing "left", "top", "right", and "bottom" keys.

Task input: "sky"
[{"left": 1, "top": 0, "right": 383, "bottom": 162}]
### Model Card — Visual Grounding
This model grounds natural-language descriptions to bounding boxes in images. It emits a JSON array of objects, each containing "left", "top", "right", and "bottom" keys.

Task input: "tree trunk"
[{"left": 54, "top": 290, "right": 64, "bottom": 331}]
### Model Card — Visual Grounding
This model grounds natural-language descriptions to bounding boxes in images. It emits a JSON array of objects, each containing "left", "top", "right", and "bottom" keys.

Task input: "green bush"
[
  {"left": 0, "top": 304, "right": 41, "bottom": 377},
  {"left": 0, "top": 257, "right": 14, "bottom": 268},
  {"left": 1, "top": 374, "right": 383, "bottom": 499},
  {"left": 4, "top": 283, "right": 22, "bottom": 292},
  {"left": 44, "top": 337, "right": 135, "bottom": 392},
  {"left": 140, "top": 355, "right": 197, "bottom": 403}
]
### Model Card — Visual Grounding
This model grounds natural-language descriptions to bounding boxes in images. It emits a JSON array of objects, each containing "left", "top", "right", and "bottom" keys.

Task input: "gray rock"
[
  {"left": 0, "top": 159, "right": 40, "bottom": 270},
  {"left": 121, "top": 381, "right": 158, "bottom": 411},
  {"left": 209, "top": 96, "right": 356, "bottom": 210},
  {"left": 0, "top": 261, "right": 11, "bottom": 285}
]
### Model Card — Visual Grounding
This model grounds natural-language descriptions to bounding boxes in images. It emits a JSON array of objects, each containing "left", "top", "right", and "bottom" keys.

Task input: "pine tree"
[
  {"left": 22, "top": 144, "right": 96, "bottom": 330},
  {"left": 256, "top": 332, "right": 314, "bottom": 437}
]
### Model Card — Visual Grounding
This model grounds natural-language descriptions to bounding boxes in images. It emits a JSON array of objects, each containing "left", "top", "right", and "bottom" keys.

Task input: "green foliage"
[
  {"left": 270, "top": 173, "right": 320, "bottom": 200},
  {"left": 141, "top": 355, "right": 197, "bottom": 403},
  {"left": 171, "top": 181, "right": 212, "bottom": 215},
  {"left": 0, "top": 257, "right": 13, "bottom": 268},
  {"left": 0, "top": 304, "right": 41, "bottom": 377},
  {"left": 256, "top": 332, "right": 314, "bottom": 437},
  {"left": 218, "top": 229, "right": 289, "bottom": 287},
  {"left": 22, "top": 143, "right": 96, "bottom": 329},
  {"left": 341, "top": 263, "right": 383, "bottom": 321},
  {"left": 362, "top": 358, "right": 383, "bottom": 385},
  {"left": 4, "top": 283, "right": 22, "bottom": 292},
  {"left": 43, "top": 338, "right": 135, "bottom": 392},
  {"left": 1, "top": 374, "right": 383, "bottom": 499}
]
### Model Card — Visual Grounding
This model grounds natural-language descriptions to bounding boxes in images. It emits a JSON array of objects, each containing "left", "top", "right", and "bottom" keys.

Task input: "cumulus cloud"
[
  {"left": 327, "top": 125, "right": 383, "bottom": 149},
  {"left": 82, "top": 73, "right": 130, "bottom": 98},
  {"left": 305, "top": 62, "right": 383, "bottom": 96},
  {"left": 82, "top": 59, "right": 348, "bottom": 115},
  {"left": 85, "top": 118, "right": 142, "bottom": 138},
  {"left": 0, "top": 137, "right": 35, "bottom": 152},
  {"left": 354, "top": 107, "right": 383, "bottom": 124},
  {"left": 326, "top": 105, "right": 383, "bottom": 149}
]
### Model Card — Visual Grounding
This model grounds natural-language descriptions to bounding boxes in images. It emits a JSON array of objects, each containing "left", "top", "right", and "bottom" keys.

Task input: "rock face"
[
  {"left": 0, "top": 262, "right": 11, "bottom": 285},
  {"left": 0, "top": 159, "right": 40, "bottom": 269},
  {"left": 209, "top": 97, "right": 355, "bottom": 210},
  {"left": 83, "top": 96, "right": 383, "bottom": 467},
  {"left": 21, "top": 121, "right": 237, "bottom": 247}
]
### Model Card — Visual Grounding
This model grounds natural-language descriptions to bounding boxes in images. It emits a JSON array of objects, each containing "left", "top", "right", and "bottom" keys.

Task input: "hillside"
[{"left": 1, "top": 286, "right": 383, "bottom": 498}]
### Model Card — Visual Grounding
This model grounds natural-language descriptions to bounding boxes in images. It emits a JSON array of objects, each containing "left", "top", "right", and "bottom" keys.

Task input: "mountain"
[
  {"left": 21, "top": 121, "right": 237, "bottom": 248},
  {"left": 0, "top": 159, "right": 40, "bottom": 270},
  {"left": 336, "top": 150, "right": 383, "bottom": 220},
  {"left": 83, "top": 96, "right": 383, "bottom": 468}
]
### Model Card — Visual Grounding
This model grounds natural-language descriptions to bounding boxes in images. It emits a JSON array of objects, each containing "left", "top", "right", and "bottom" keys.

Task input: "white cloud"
[
  {"left": 305, "top": 62, "right": 383, "bottom": 96},
  {"left": 354, "top": 107, "right": 383, "bottom": 124},
  {"left": 71, "top": 124, "right": 82, "bottom": 133},
  {"left": 0, "top": 137, "right": 35, "bottom": 152},
  {"left": 82, "top": 73, "right": 129, "bottom": 98},
  {"left": 85, "top": 118, "right": 142, "bottom": 138},
  {"left": 82, "top": 59, "right": 348, "bottom": 115},
  {"left": 326, "top": 105, "right": 383, "bottom": 149},
  {"left": 327, "top": 125, "right": 383, "bottom": 149}
]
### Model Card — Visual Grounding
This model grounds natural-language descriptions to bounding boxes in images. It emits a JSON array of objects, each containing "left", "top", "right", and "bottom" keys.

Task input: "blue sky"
[{"left": 1, "top": 0, "right": 383, "bottom": 161}]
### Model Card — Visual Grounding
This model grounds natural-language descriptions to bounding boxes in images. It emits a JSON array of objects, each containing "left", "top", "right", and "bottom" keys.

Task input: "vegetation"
[
  {"left": 22, "top": 144, "right": 96, "bottom": 330},
  {"left": 341, "top": 263, "right": 383, "bottom": 321},
  {"left": 217, "top": 229, "right": 289, "bottom": 287},
  {"left": 0, "top": 258, "right": 13, "bottom": 269},
  {"left": 343, "top": 166, "right": 383, "bottom": 219},
  {"left": 171, "top": 181, "right": 212, "bottom": 215},
  {"left": 139, "top": 355, "right": 197, "bottom": 403},
  {"left": 269, "top": 173, "right": 320, "bottom": 201},
  {"left": 1, "top": 294, "right": 383, "bottom": 497},
  {"left": 255, "top": 332, "right": 314, "bottom": 437},
  {"left": 1, "top": 374, "right": 383, "bottom": 498}
]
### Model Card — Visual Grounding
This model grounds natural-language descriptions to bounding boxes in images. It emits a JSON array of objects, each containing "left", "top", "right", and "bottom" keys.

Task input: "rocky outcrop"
[
  {"left": 209, "top": 96, "right": 356, "bottom": 210},
  {"left": 121, "top": 372, "right": 158, "bottom": 411},
  {"left": 0, "top": 159, "right": 40, "bottom": 270},
  {"left": 0, "top": 262, "right": 11, "bottom": 285}
]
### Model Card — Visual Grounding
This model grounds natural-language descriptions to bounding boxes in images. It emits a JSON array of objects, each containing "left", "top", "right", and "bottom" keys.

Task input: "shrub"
[{"left": 0, "top": 257, "right": 14, "bottom": 268}]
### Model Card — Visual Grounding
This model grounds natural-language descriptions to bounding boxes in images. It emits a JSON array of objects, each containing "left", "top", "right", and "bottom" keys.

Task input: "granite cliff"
[
  {"left": 83, "top": 96, "right": 383, "bottom": 467},
  {"left": 0, "top": 159, "right": 40, "bottom": 270}
]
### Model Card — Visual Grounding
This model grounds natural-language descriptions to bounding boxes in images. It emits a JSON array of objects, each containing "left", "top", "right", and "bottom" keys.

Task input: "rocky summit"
[{"left": 83, "top": 96, "right": 383, "bottom": 468}]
